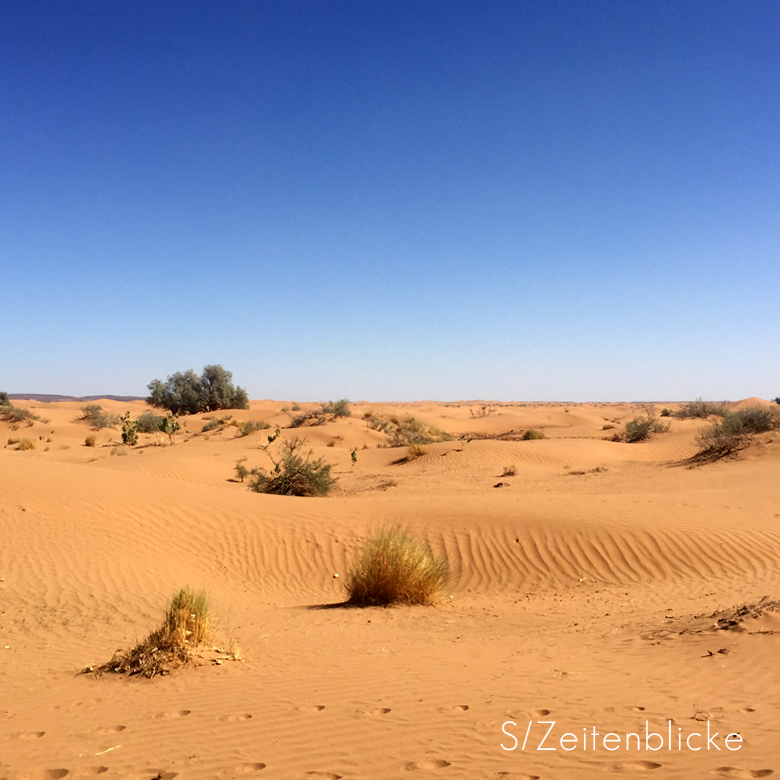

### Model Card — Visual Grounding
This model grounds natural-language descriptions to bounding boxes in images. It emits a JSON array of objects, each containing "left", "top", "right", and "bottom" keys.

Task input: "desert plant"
[
  {"left": 160, "top": 414, "right": 180, "bottom": 444},
  {"left": 522, "top": 429, "right": 545, "bottom": 440},
  {"left": 17, "top": 438, "right": 35, "bottom": 451},
  {"left": 406, "top": 442, "right": 427, "bottom": 460},
  {"left": 602, "top": 423, "right": 615, "bottom": 430},
  {"left": 248, "top": 437, "right": 336, "bottom": 497},
  {"left": 660, "top": 408, "right": 673, "bottom": 417},
  {"left": 502, "top": 465, "right": 517, "bottom": 476},
  {"left": 674, "top": 398, "right": 728, "bottom": 419},
  {"left": 346, "top": 528, "right": 448, "bottom": 606},
  {"left": 85, "top": 434, "right": 97, "bottom": 447},
  {"left": 94, "top": 587, "right": 210, "bottom": 678},
  {"left": 773, "top": 397, "right": 780, "bottom": 405},
  {"left": 136, "top": 411, "right": 165, "bottom": 433},
  {"left": 0, "top": 391, "right": 9, "bottom": 406},
  {"left": 234, "top": 458, "right": 249, "bottom": 482},
  {"left": 78, "top": 404, "right": 119, "bottom": 429},
  {"left": 0, "top": 404, "right": 42, "bottom": 424},
  {"left": 7, "top": 437, "right": 20, "bottom": 445},
  {"left": 147, "top": 365, "right": 248, "bottom": 415},
  {"left": 470, "top": 405, "right": 494, "bottom": 418},
  {"left": 366, "top": 414, "right": 450, "bottom": 447},
  {"left": 623, "top": 410, "right": 669, "bottom": 443},
  {"left": 321, "top": 399, "right": 351, "bottom": 417},
  {"left": 291, "top": 403, "right": 301, "bottom": 411},
  {"left": 121, "top": 412, "right": 138, "bottom": 446},
  {"left": 235, "top": 419, "right": 271, "bottom": 437}
]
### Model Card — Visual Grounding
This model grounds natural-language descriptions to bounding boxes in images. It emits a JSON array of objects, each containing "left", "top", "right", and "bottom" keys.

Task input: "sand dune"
[{"left": 1, "top": 399, "right": 779, "bottom": 778}]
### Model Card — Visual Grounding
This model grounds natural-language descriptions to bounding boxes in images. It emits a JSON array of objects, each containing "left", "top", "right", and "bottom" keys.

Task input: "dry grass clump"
[
  {"left": 406, "top": 442, "right": 427, "bottom": 460},
  {"left": 95, "top": 588, "right": 210, "bottom": 678},
  {"left": 674, "top": 398, "right": 728, "bottom": 419},
  {"left": 501, "top": 465, "right": 517, "bottom": 476},
  {"left": 521, "top": 429, "right": 545, "bottom": 440},
  {"left": 365, "top": 412, "right": 450, "bottom": 447},
  {"left": 235, "top": 419, "right": 271, "bottom": 437},
  {"left": 17, "top": 438, "right": 36, "bottom": 451},
  {"left": 0, "top": 404, "right": 44, "bottom": 424},
  {"left": 84, "top": 434, "right": 97, "bottom": 447},
  {"left": 77, "top": 404, "right": 120, "bottom": 429},
  {"left": 346, "top": 528, "right": 448, "bottom": 606}
]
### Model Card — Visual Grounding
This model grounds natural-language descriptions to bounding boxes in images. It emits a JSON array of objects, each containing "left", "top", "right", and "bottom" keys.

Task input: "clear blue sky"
[{"left": 2, "top": 1, "right": 778, "bottom": 401}]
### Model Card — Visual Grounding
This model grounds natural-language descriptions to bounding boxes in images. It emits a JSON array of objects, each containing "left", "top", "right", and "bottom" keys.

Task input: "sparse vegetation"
[
  {"left": 202, "top": 415, "right": 231, "bottom": 432},
  {"left": 93, "top": 587, "right": 210, "bottom": 678},
  {"left": 602, "top": 423, "right": 615, "bottom": 430},
  {"left": 470, "top": 405, "right": 494, "bottom": 418},
  {"left": 291, "top": 403, "right": 301, "bottom": 411},
  {"left": 147, "top": 364, "right": 249, "bottom": 415},
  {"left": 695, "top": 406, "right": 780, "bottom": 460},
  {"left": 289, "top": 399, "right": 351, "bottom": 428},
  {"left": 0, "top": 391, "right": 9, "bottom": 406},
  {"left": 78, "top": 404, "right": 119, "bottom": 430},
  {"left": 501, "top": 465, "right": 517, "bottom": 476},
  {"left": 365, "top": 412, "right": 450, "bottom": 447},
  {"left": 136, "top": 411, "right": 165, "bottom": 433},
  {"left": 660, "top": 408, "right": 673, "bottom": 417},
  {"left": 17, "top": 438, "right": 35, "bottom": 451},
  {"left": 121, "top": 411, "right": 138, "bottom": 446},
  {"left": 522, "top": 429, "right": 545, "bottom": 440},
  {"left": 160, "top": 414, "right": 180, "bottom": 444},
  {"left": 346, "top": 528, "right": 448, "bottom": 606},
  {"left": 674, "top": 398, "right": 728, "bottom": 419},
  {"left": 321, "top": 399, "right": 351, "bottom": 417},
  {"left": 85, "top": 434, "right": 97, "bottom": 447},
  {"left": 247, "top": 438, "right": 336, "bottom": 497},
  {"left": 235, "top": 419, "right": 271, "bottom": 437},
  {"left": 0, "top": 404, "right": 43, "bottom": 424},
  {"left": 622, "top": 410, "right": 669, "bottom": 443},
  {"left": 234, "top": 458, "right": 249, "bottom": 482}
]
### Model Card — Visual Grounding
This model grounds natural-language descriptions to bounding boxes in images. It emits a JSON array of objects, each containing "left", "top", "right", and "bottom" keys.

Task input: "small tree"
[
  {"left": 160, "top": 414, "right": 180, "bottom": 444},
  {"left": 0, "top": 391, "right": 10, "bottom": 406},
  {"left": 121, "top": 412, "right": 139, "bottom": 446},
  {"left": 147, "top": 365, "right": 249, "bottom": 415}
]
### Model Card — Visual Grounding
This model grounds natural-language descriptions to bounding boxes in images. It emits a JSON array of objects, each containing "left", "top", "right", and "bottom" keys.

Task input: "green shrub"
[
  {"left": 291, "top": 403, "right": 301, "bottom": 411},
  {"left": 136, "top": 411, "right": 165, "bottom": 433},
  {"left": 248, "top": 438, "right": 336, "bottom": 497},
  {"left": 660, "top": 408, "right": 673, "bottom": 417},
  {"left": 0, "top": 391, "right": 10, "bottom": 406},
  {"left": 121, "top": 412, "right": 138, "bottom": 446},
  {"left": 522, "top": 429, "right": 545, "bottom": 440},
  {"left": 78, "top": 404, "right": 119, "bottom": 430},
  {"left": 0, "top": 404, "right": 42, "bottom": 424},
  {"left": 147, "top": 364, "right": 249, "bottom": 415},
  {"left": 160, "top": 414, "right": 180, "bottom": 444},
  {"left": 346, "top": 528, "right": 448, "bottom": 606},
  {"left": 321, "top": 399, "right": 351, "bottom": 417},
  {"left": 94, "top": 587, "right": 209, "bottom": 678},
  {"left": 623, "top": 411, "right": 669, "bottom": 443},
  {"left": 773, "top": 397, "right": 780, "bottom": 405},
  {"left": 234, "top": 458, "right": 249, "bottom": 482},
  {"left": 674, "top": 398, "right": 728, "bottom": 419}
]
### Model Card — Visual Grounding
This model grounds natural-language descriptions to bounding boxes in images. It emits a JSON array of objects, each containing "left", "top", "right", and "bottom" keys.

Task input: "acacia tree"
[{"left": 146, "top": 365, "right": 249, "bottom": 415}]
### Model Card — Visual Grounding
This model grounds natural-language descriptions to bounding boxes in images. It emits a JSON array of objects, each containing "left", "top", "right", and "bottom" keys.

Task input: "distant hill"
[{"left": 8, "top": 394, "right": 145, "bottom": 403}]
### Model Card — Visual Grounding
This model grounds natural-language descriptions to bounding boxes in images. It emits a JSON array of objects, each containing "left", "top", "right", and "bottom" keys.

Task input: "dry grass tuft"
[
  {"left": 501, "top": 465, "right": 517, "bottom": 476},
  {"left": 406, "top": 442, "right": 427, "bottom": 460},
  {"left": 95, "top": 588, "right": 210, "bottom": 678},
  {"left": 346, "top": 528, "right": 448, "bottom": 606},
  {"left": 17, "top": 438, "right": 36, "bottom": 451},
  {"left": 522, "top": 429, "right": 545, "bottom": 440},
  {"left": 85, "top": 434, "right": 97, "bottom": 447}
]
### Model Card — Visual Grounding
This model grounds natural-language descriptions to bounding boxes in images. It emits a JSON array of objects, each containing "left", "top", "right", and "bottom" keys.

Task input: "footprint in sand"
[
  {"left": 19, "top": 771, "right": 69, "bottom": 780},
  {"left": 713, "top": 769, "right": 774, "bottom": 779},
  {"left": 403, "top": 760, "right": 451, "bottom": 771},
  {"left": 362, "top": 707, "right": 391, "bottom": 717},
  {"left": 219, "top": 714, "right": 253, "bottom": 721},
  {"left": 13, "top": 731, "right": 45, "bottom": 739},
  {"left": 94, "top": 725, "right": 126, "bottom": 735},
  {"left": 153, "top": 710, "right": 191, "bottom": 719},
  {"left": 72, "top": 769, "right": 108, "bottom": 777},
  {"left": 492, "top": 773, "right": 540, "bottom": 780},
  {"left": 528, "top": 709, "right": 550, "bottom": 717},
  {"left": 437, "top": 705, "right": 469, "bottom": 713},
  {"left": 304, "top": 773, "right": 341, "bottom": 780},
  {"left": 614, "top": 761, "right": 662, "bottom": 771},
  {"left": 234, "top": 764, "right": 265, "bottom": 775},
  {"left": 624, "top": 705, "right": 646, "bottom": 712},
  {"left": 737, "top": 707, "right": 756, "bottom": 714},
  {"left": 297, "top": 705, "right": 325, "bottom": 713}
]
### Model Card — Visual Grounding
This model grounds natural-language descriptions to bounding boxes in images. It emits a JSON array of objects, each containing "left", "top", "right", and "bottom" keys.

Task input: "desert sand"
[{"left": 1, "top": 398, "right": 779, "bottom": 779}]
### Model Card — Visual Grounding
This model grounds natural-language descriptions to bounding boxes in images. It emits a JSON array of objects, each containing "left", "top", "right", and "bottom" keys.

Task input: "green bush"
[
  {"left": 694, "top": 407, "right": 780, "bottom": 460},
  {"left": 121, "top": 412, "right": 138, "bottom": 446},
  {"left": 0, "top": 391, "right": 10, "bottom": 406},
  {"left": 623, "top": 411, "right": 669, "bottom": 443},
  {"left": 136, "top": 411, "right": 165, "bottom": 433},
  {"left": 147, "top": 364, "right": 249, "bottom": 415},
  {"left": 346, "top": 528, "right": 448, "bottom": 606},
  {"left": 0, "top": 404, "right": 42, "bottom": 424},
  {"left": 674, "top": 398, "right": 728, "bottom": 419},
  {"left": 321, "top": 399, "right": 351, "bottom": 417},
  {"left": 248, "top": 438, "right": 336, "bottom": 497}
]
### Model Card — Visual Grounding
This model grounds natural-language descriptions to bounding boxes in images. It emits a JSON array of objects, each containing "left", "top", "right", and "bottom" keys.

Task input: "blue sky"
[{"left": 1, "top": 1, "right": 778, "bottom": 401}]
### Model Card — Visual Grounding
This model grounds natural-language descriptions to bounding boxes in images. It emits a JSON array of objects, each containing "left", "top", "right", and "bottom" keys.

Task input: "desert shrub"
[
  {"left": 696, "top": 406, "right": 780, "bottom": 459},
  {"left": 406, "top": 442, "right": 427, "bottom": 460},
  {"left": 85, "top": 434, "right": 97, "bottom": 447},
  {"left": 160, "top": 414, "right": 180, "bottom": 444},
  {"left": 248, "top": 438, "right": 336, "bottom": 497},
  {"left": 773, "top": 397, "right": 780, "bottom": 405},
  {"left": 0, "top": 404, "right": 41, "bottom": 424},
  {"left": 147, "top": 364, "right": 248, "bottom": 415},
  {"left": 346, "top": 528, "right": 448, "bottom": 606},
  {"left": 94, "top": 587, "right": 210, "bottom": 678},
  {"left": 78, "top": 404, "right": 119, "bottom": 429},
  {"left": 602, "top": 423, "right": 615, "bottom": 430},
  {"left": 236, "top": 419, "right": 271, "bottom": 437},
  {"left": 121, "top": 412, "right": 138, "bottom": 446},
  {"left": 728, "top": 406, "right": 780, "bottom": 434},
  {"left": 201, "top": 415, "right": 231, "bottom": 432},
  {"left": 367, "top": 414, "right": 449, "bottom": 447},
  {"left": 7, "top": 437, "right": 20, "bottom": 445},
  {"left": 234, "top": 458, "right": 249, "bottom": 482},
  {"left": 0, "top": 391, "right": 9, "bottom": 406},
  {"left": 674, "top": 398, "right": 727, "bottom": 419},
  {"left": 623, "top": 411, "right": 669, "bottom": 443},
  {"left": 502, "top": 465, "right": 517, "bottom": 476},
  {"left": 660, "top": 408, "right": 673, "bottom": 417},
  {"left": 522, "top": 429, "right": 545, "bottom": 440},
  {"left": 321, "top": 399, "right": 351, "bottom": 418},
  {"left": 17, "top": 438, "right": 35, "bottom": 451},
  {"left": 291, "top": 403, "right": 301, "bottom": 411},
  {"left": 136, "top": 411, "right": 165, "bottom": 433}
]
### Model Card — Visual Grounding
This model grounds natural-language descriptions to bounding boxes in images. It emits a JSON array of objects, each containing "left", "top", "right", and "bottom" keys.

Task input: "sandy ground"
[{"left": 1, "top": 398, "right": 779, "bottom": 779}]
